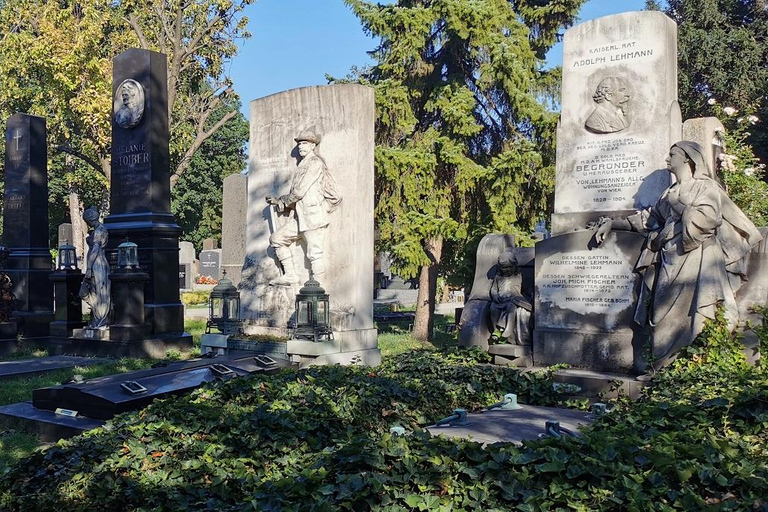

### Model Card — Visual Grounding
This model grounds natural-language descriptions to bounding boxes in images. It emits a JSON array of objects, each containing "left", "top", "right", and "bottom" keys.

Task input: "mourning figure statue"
[
  {"left": 585, "top": 76, "right": 631, "bottom": 134},
  {"left": 488, "top": 249, "right": 533, "bottom": 345},
  {"left": 79, "top": 207, "right": 111, "bottom": 328},
  {"left": 114, "top": 79, "right": 145, "bottom": 129},
  {"left": 595, "top": 141, "right": 762, "bottom": 366},
  {"left": 0, "top": 274, "right": 15, "bottom": 323},
  {"left": 266, "top": 129, "right": 342, "bottom": 286}
]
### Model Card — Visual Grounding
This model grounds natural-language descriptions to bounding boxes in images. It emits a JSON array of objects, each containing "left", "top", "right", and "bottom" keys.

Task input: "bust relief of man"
[
  {"left": 585, "top": 76, "right": 631, "bottom": 134},
  {"left": 114, "top": 79, "right": 145, "bottom": 129}
]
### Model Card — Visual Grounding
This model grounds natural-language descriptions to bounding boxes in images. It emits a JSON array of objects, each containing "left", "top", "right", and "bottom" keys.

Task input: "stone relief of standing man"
[{"left": 266, "top": 130, "right": 342, "bottom": 286}]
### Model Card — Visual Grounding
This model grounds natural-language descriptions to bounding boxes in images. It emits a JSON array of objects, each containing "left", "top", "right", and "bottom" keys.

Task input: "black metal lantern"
[
  {"left": 57, "top": 241, "right": 78, "bottom": 270},
  {"left": 206, "top": 269, "right": 242, "bottom": 334},
  {"left": 117, "top": 238, "right": 139, "bottom": 269},
  {"left": 291, "top": 271, "right": 333, "bottom": 342}
]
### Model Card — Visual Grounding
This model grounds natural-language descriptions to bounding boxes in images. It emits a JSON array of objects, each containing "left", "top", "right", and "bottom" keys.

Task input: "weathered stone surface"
[
  {"left": 221, "top": 174, "right": 248, "bottom": 286},
  {"left": 533, "top": 230, "right": 647, "bottom": 373},
  {"left": 552, "top": 11, "right": 681, "bottom": 234},
  {"left": 682, "top": 117, "right": 725, "bottom": 173},
  {"left": 242, "top": 84, "right": 377, "bottom": 360},
  {"left": 202, "top": 238, "right": 217, "bottom": 251}
]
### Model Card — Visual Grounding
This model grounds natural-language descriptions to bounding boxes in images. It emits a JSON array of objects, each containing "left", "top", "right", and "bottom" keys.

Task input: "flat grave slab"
[
  {"left": 427, "top": 405, "right": 593, "bottom": 445},
  {"left": 0, "top": 355, "right": 106, "bottom": 381},
  {"left": 0, "top": 401, "right": 105, "bottom": 442}
]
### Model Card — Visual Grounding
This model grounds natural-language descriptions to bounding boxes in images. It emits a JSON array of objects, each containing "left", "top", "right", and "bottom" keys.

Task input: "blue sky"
[{"left": 229, "top": 0, "right": 647, "bottom": 119}]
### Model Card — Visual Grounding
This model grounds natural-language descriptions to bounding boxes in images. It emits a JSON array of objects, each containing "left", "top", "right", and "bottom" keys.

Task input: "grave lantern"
[
  {"left": 206, "top": 269, "right": 242, "bottom": 334},
  {"left": 57, "top": 241, "right": 78, "bottom": 270},
  {"left": 291, "top": 272, "right": 333, "bottom": 342},
  {"left": 49, "top": 242, "right": 85, "bottom": 337},
  {"left": 109, "top": 237, "right": 150, "bottom": 341},
  {"left": 117, "top": 238, "right": 139, "bottom": 269}
]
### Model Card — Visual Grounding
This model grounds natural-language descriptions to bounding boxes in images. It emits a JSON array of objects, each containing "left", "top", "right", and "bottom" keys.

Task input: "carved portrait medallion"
[
  {"left": 585, "top": 76, "right": 631, "bottom": 134},
  {"left": 113, "top": 79, "right": 145, "bottom": 129}
]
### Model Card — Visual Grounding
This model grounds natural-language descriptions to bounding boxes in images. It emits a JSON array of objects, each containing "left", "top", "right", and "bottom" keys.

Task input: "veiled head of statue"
[{"left": 671, "top": 141, "right": 715, "bottom": 180}]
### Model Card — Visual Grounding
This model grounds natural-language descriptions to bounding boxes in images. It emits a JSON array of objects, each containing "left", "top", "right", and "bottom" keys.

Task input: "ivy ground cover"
[{"left": 2, "top": 317, "right": 768, "bottom": 511}]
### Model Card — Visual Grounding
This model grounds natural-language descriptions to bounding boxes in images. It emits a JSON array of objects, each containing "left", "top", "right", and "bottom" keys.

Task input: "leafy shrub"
[
  {"left": 2, "top": 321, "right": 768, "bottom": 510},
  {"left": 181, "top": 290, "right": 210, "bottom": 306}
]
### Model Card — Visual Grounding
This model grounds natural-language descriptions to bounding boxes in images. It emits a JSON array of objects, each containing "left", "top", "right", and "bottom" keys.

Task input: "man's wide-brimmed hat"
[{"left": 294, "top": 129, "right": 321, "bottom": 144}]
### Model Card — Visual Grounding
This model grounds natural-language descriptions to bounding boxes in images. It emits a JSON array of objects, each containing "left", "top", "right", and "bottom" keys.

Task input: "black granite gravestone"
[
  {"left": 3, "top": 114, "right": 54, "bottom": 338},
  {"left": 103, "top": 49, "right": 188, "bottom": 341},
  {"left": 199, "top": 249, "right": 221, "bottom": 280}
]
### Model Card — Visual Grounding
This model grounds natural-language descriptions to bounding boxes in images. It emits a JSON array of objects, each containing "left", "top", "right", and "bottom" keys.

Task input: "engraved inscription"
[{"left": 537, "top": 234, "right": 635, "bottom": 329}]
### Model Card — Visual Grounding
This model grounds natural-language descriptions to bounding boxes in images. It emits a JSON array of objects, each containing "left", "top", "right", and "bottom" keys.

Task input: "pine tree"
[{"left": 344, "top": 0, "right": 584, "bottom": 340}]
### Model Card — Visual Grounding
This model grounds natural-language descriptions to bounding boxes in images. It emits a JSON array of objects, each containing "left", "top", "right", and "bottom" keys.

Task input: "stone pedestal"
[
  {"left": 4, "top": 113, "right": 54, "bottom": 339},
  {"left": 49, "top": 270, "right": 85, "bottom": 337},
  {"left": 103, "top": 49, "right": 185, "bottom": 337},
  {"left": 533, "top": 230, "right": 648, "bottom": 373},
  {"left": 241, "top": 84, "right": 379, "bottom": 365},
  {"left": 109, "top": 270, "right": 150, "bottom": 341}
]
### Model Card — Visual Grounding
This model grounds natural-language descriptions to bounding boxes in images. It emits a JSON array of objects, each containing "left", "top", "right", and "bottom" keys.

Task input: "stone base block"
[
  {"left": 525, "top": 366, "right": 650, "bottom": 400},
  {"left": 0, "top": 402, "right": 104, "bottom": 442},
  {"left": 243, "top": 324, "right": 290, "bottom": 338},
  {"left": 72, "top": 328, "right": 111, "bottom": 341},
  {"left": 489, "top": 344, "right": 532, "bottom": 368},
  {"left": 201, "top": 333, "right": 229, "bottom": 355},
  {"left": 287, "top": 337, "right": 341, "bottom": 356},
  {"left": 293, "top": 348, "right": 382, "bottom": 368},
  {"left": 15, "top": 311, "right": 54, "bottom": 339},
  {"left": 50, "top": 320, "right": 85, "bottom": 338},
  {"left": 109, "top": 323, "right": 151, "bottom": 342},
  {"left": 533, "top": 328, "right": 647, "bottom": 374},
  {"left": 227, "top": 339, "right": 289, "bottom": 359},
  {"left": 44, "top": 332, "right": 193, "bottom": 359}
]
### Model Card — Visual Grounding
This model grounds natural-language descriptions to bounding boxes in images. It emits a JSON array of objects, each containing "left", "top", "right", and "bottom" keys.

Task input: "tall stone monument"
[
  {"left": 103, "top": 49, "right": 188, "bottom": 342},
  {"left": 221, "top": 173, "right": 248, "bottom": 286},
  {"left": 552, "top": 11, "right": 681, "bottom": 234},
  {"left": 3, "top": 113, "right": 54, "bottom": 338},
  {"left": 241, "top": 84, "right": 379, "bottom": 366},
  {"left": 534, "top": 12, "right": 681, "bottom": 373}
]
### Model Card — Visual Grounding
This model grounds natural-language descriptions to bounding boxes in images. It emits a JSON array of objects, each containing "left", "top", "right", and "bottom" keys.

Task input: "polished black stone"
[
  {"left": 3, "top": 113, "right": 53, "bottom": 338},
  {"left": 104, "top": 49, "right": 184, "bottom": 335}
]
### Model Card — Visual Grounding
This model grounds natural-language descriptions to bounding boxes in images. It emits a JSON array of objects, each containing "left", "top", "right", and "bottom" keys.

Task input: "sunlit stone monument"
[
  {"left": 241, "top": 84, "right": 379, "bottom": 366},
  {"left": 534, "top": 11, "right": 682, "bottom": 373}
]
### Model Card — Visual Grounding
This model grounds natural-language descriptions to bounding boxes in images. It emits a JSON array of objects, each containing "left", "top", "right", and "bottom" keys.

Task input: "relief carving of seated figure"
[{"left": 488, "top": 249, "right": 533, "bottom": 345}]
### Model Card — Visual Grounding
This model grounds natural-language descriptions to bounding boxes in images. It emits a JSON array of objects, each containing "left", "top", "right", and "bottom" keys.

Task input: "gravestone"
[
  {"left": 3, "top": 113, "right": 54, "bottom": 338},
  {"left": 534, "top": 12, "right": 681, "bottom": 373},
  {"left": 221, "top": 173, "right": 248, "bottom": 287},
  {"left": 552, "top": 11, "right": 681, "bottom": 234},
  {"left": 241, "top": 84, "right": 379, "bottom": 366},
  {"left": 202, "top": 238, "right": 217, "bottom": 251},
  {"left": 199, "top": 249, "right": 221, "bottom": 281},
  {"left": 102, "top": 49, "right": 188, "bottom": 341},
  {"left": 57, "top": 223, "right": 73, "bottom": 247},
  {"left": 178, "top": 241, "right": 195, "bottom": 289}
]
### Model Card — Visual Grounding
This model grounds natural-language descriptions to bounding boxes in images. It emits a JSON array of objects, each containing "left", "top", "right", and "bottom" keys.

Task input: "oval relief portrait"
[
  {"left": 584, "top": 76, "right": 631, "bottom": 134},
  {"left": 113, "top": 79, "right": 145, "bottom": 129}
]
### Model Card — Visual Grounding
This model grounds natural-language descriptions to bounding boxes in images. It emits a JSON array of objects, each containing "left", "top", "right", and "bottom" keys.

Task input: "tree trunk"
[
  {"left": 68, "top": 189, "right": 87, "bottom": 271},
  {"left": 412, "top": 236, "right": 443, "bottom": 341}
]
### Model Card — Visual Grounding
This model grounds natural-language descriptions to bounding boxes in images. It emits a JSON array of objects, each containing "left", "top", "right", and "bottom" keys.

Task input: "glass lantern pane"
[
  {"left": 228, "top": 298, "right": 240, "bottom": 320},
  {"left": 298, "top": 302, "right": 310, "bottom": 324},
  {"left": 212, "top": 298, "right": 223, "bottom": 319},
  {"left": 317, "top": 301, "right": 327, "bottom": 323}
]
